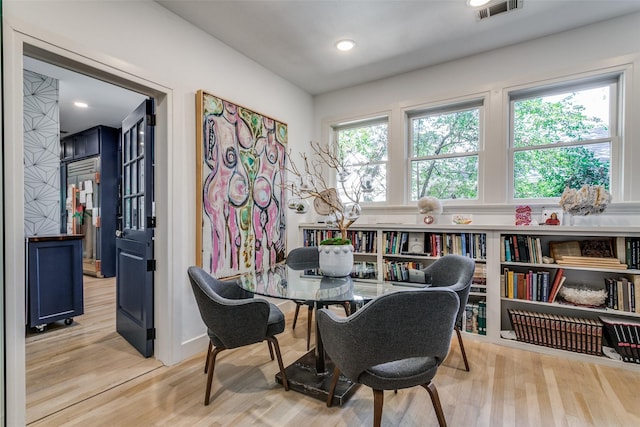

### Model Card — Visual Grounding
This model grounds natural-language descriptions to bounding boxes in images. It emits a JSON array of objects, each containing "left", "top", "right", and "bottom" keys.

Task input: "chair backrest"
[
  {"left": 285, "top": 246, "right": 319, "bottom": 270},
  {"left": 317, "top": 288, "right": 459, "bottom": 382},
  {"left": 423, "top": 254, "right": 475, "bottom": 323},
  {"left": 187, "top": 266, "right": 270, "bottom": 349}
]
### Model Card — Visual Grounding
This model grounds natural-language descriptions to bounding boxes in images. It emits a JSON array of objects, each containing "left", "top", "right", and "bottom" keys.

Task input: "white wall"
[
  {"left": 3, "top": 1, "right": 313, "bottom": 424},
  {"left": 308, "top": 12, "right": 640, "bottom": 227}
]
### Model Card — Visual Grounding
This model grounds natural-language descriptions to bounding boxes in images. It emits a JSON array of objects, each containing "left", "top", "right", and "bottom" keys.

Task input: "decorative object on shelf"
[
  {"left": 558, "top": 286, "right": 607, "bottom": 307},
  {"left": 541, "top": 207, "right": 562, "bottom": 226},
  {"left": 515, "top": 205, "right": 532, "bottom": 226},
  {"left": 559, "top": 184, "right": 612, "bottom": 218},
  {"left": 452, "top": 214, "right": 473, "bottom": 225},
  {"left": 416, "top": 196, "right": 442, "bottom": 225},
  {"left": 317, "top": 237, "right": 354, "bottom": 277},
  {"left": 286, "top": 141, "right": 371, "bottom": 240}
]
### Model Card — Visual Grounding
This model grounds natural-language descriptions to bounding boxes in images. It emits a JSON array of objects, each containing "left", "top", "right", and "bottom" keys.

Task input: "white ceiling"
[
  {"left": 156, "top": 0, "right": 640, "bottom": 95},
  {"left": 23, "top": 57, "right": 148, "bottom": 136},
  {"left": 23, "top": 1, "right": 640, "bottom": 137}
]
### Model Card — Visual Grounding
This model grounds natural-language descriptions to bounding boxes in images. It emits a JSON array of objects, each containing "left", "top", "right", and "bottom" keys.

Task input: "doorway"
[
  {"left": 22, "top": 56, "right": 155, "bottom": 421},
  {"left": 4, "top": 38, "right": 172, "bottom": 425}
]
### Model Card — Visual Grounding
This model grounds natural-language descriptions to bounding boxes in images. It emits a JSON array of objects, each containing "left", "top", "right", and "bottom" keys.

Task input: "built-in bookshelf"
[
  {"left": 497, "top": 227, "right": 640, "bottom": 370},
  {"left": 300, "top": 223, "right": 640, "bottom": 370},
  {"left": 301, "top": 224, "right": 488, "bottom": 339}
]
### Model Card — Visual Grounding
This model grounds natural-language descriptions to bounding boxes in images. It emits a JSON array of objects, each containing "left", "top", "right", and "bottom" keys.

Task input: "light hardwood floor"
[{"left": 26, "top": 276, "right": 640, "bottom": 426}]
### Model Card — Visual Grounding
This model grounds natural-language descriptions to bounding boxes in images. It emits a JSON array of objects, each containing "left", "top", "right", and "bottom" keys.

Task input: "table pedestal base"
[{"left": 275, "top": 350, "right": 359, "bottom": 406}]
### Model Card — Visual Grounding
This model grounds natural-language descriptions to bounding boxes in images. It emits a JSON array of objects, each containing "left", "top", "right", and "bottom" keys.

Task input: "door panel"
[{"left": 116, "top": 99, "right": 155, "bottom": 357}]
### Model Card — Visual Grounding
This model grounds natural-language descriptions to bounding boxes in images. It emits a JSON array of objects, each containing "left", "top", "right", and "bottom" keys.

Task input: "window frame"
[
  {"left": 331, "top": 115, "right": 389, "bottom": 204},
  {"left": 406, "top": 99, "right": 485, "bottom": 203},
  {"left": 507, "top": 72, "right": 622, "bottom": 203}
]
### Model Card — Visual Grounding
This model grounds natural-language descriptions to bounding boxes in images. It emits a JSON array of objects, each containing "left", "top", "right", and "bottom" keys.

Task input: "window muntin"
[
  {"left": 409, "top": 103, "right": 481, "bottom": 201},
  {"left": 334, "top": 118, "right": 388, "bottom": 203},
  {"left": 510, "top": 78, "right": 616, "bottom": 199}
]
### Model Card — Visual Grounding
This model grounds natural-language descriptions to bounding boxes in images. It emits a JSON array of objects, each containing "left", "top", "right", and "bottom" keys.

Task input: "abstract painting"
[{"left": 196, "top": 90, "right": 287, "bottom": 278}]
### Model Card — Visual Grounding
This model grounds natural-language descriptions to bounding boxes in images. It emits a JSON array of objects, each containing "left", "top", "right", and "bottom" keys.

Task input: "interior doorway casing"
[{"left": 3, "top": 31, "right": 173, "bottom": 427}]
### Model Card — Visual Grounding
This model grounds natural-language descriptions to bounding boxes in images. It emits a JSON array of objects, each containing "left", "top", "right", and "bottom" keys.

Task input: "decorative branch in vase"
[
  {"left": 285, "top": 141, "right": 371, "bottom": 240},
  {"left": 285, "top": 141, "right": 375, "bottom": 276}
]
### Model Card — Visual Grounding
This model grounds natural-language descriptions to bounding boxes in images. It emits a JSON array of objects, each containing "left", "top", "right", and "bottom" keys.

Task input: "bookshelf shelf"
[{"left": 300, "top": 223, "right": 640, "bottom": 369}]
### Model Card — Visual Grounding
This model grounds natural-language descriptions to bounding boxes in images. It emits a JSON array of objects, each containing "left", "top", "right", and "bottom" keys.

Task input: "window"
[
  {"left": 510, "top": 75, "right": 618, "bottom": 199},
  {"left": 333, "top": 118, "right": 388, "bottom": 202},
  {"left": 408, "top": 101, "right": 482, "bottom": 201}
]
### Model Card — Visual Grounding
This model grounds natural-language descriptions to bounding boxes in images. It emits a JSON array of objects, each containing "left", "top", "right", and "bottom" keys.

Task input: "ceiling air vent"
[{"left": 477, "top": 0, "right": 523, "bottom": 20}]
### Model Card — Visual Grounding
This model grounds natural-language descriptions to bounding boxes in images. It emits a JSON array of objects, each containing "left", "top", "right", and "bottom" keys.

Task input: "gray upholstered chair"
[
  {"left": 286, "top": 247, "right": 350, "bottom": 350},
  {"left": 422, "top": 254, "right": 475, "bottom": 371},
  {"left": 317, "top": 288, "right": 459, "bottom": 427},
  {"left": 187, "top": 266, "right": 289, "bottom": 405}
]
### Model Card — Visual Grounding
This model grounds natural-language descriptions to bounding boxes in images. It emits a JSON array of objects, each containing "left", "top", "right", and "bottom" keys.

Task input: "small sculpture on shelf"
[
  {"left": 416, "top": 196, "right": 442, "bottom": 225},
  {"left": 545, "top": 212, "right": 560, "bottom": 225},
  {"left": 559, "top": 184, "right": 611, "bottom": 218}
]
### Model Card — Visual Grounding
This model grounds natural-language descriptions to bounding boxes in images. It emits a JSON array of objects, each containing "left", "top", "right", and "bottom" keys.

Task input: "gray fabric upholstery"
[
  {"left": 187, "top": 266, "right": 285, "bottom": 349},
  {"left": 285, "top": 246, "right": 320, "bottom": 270},
  {"left": 317, "top": 288, "right": 459, "bottom": 390},
  {"left": 422, "top": 254, "right": 475, "bottom": 326}
]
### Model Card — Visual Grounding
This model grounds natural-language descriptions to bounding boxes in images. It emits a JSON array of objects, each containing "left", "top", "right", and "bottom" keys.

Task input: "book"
[
  {"left": 600, "top": 315, "right": 640, "bottom": 363},
  {"left": 548, "top": 268, "right": 565, "bottom": 303}
]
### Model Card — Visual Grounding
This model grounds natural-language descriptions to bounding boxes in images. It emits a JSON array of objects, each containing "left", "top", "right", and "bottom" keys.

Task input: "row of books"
[
  {"left": 350, "top": 261, "right": 377, "bottom": 279},
  {"left": 501, "top": 268, "right": 566, "bottom": 303},
  {"left": 301, "top": 261, "right": 377, "bottom": 280},
  {"left": 600, "top": 315, "right": 640, "bottom": 364},
  {"left": 390, "top": 232, "right": 486, "bottom": 259},
  {"left": 382, "top": 260, "right": 425, "bottom": 282},
  {"left": 462, "top": 300, "right": 487, "bottom": 335},
  {"left": 508, "top": 309, "right": 603, "bottom": 355},
  {"left": 501, "top": 234, "right": 544, "bottom": 264},
  {"left": 624, "top": 237, "right": 640, "bottom": 269},
  {"left": 604, "top": 276, "right": 639, "bottom": 313},
  {"left": 383, "top": 231, "right": 409, "bottom": 255},
  {"left": 302, "top": 229, "right": 377, "bottom": 253}
]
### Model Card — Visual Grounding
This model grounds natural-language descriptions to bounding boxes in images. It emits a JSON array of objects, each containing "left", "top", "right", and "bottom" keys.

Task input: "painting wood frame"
[{"left": 196, "top": 90, "right": 287, "bottom": 278}]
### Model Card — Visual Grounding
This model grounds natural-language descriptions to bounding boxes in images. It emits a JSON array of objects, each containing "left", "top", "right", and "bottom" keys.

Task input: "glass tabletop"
[{"left": 236, "top": 264, "right": 421, "bottom": 304}]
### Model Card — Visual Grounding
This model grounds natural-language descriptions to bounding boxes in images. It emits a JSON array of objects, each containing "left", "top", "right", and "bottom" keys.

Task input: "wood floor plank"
[{"left": 26, "top": 277, "right": 640, "bottom": 426}]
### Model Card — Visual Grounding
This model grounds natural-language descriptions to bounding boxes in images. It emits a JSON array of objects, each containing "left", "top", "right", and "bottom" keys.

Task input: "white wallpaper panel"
[{"left": 23, "top": 69, "right": 61, "bottom": 236}]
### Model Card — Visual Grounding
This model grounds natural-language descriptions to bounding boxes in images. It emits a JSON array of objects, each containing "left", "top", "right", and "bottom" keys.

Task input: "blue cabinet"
[{"left": 27, "top": 235, "right": 84, "bottom": 330}]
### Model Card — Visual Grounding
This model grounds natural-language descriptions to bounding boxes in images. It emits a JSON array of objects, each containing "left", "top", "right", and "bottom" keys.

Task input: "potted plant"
[{"left": 286, "top": 141, "right": 374, "bottom": 277}]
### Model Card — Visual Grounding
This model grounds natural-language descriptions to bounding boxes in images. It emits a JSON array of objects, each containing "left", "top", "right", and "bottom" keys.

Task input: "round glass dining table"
[{"left": 235, "top": 264, "right": 422, "bottom": 406}]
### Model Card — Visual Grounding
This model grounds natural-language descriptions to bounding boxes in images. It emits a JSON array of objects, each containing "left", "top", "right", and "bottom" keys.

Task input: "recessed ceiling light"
[
  {"left": 468, "top": 0, "right": 491, "bottom": 6},
  {"left": 74, "top": 101, "right": 88, "bottom": 108},
  {"left": 336, "top": 39, "right": 355, "bottom": 52}
]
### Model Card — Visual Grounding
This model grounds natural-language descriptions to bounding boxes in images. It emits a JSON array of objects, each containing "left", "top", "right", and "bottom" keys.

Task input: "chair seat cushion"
[
  {"left": 266, "top": 303, "right": 286, "bottom": 336},
  {"left": 359, "top": 356, "right": 439, "bottom": 390}
]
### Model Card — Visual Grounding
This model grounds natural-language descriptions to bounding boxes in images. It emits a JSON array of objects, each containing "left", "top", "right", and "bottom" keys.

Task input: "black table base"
[{"left": 275, "top": 350, "right": 359, "bottom": 407}]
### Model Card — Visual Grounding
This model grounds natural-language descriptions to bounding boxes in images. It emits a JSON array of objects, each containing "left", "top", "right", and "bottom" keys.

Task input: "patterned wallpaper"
[{"left": 23, "top": 69, "right": 61, "bottom": 236}]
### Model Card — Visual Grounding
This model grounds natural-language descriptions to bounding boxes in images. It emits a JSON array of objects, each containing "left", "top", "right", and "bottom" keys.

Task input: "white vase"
[{"left": 318, "top": 244, "right": 354, "bottom": 277}]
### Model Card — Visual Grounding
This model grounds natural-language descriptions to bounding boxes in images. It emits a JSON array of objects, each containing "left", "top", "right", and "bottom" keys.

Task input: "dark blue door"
[{"left": 116, "top": 99, "right": 155, "bottom": 357}]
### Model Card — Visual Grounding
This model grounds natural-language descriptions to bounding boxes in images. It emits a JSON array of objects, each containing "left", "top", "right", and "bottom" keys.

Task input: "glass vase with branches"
[{"left": 286, "top": 141, "right": 372, "bottom": 240}]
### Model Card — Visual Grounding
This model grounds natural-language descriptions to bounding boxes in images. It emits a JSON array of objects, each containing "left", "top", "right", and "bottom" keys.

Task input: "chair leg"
[
  {"left": 325, "top": 366, "right": 341, "bottom": 407},
  {"left": 292, "top": 303, "right": 301, "bottom": 329},
  {"left": 372, "top": 389, "right": 384, "bottom": 427},
  {"left": 455, "top": 326, "right": 470, "bottom": 372},
  {"left": 423, "top": 381, "right": 447, "bottom": 427},
  {"left": 205, "top": 346, "right": 225, "bottom": 405},
  {"left": 267, "top": 340, "right": 275, "bottom": 360},
  {"left": 306, "top": 305, "right": 313, "bottom": 350},
  {"left": 342, "top": 302, "right": 351, "bottom": 316},
  {"left": 267, "top": 336, "right": 289, "bottom": 391},
  {"left": 204, "top": 341, "right": 212, "bottom": 374}
]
